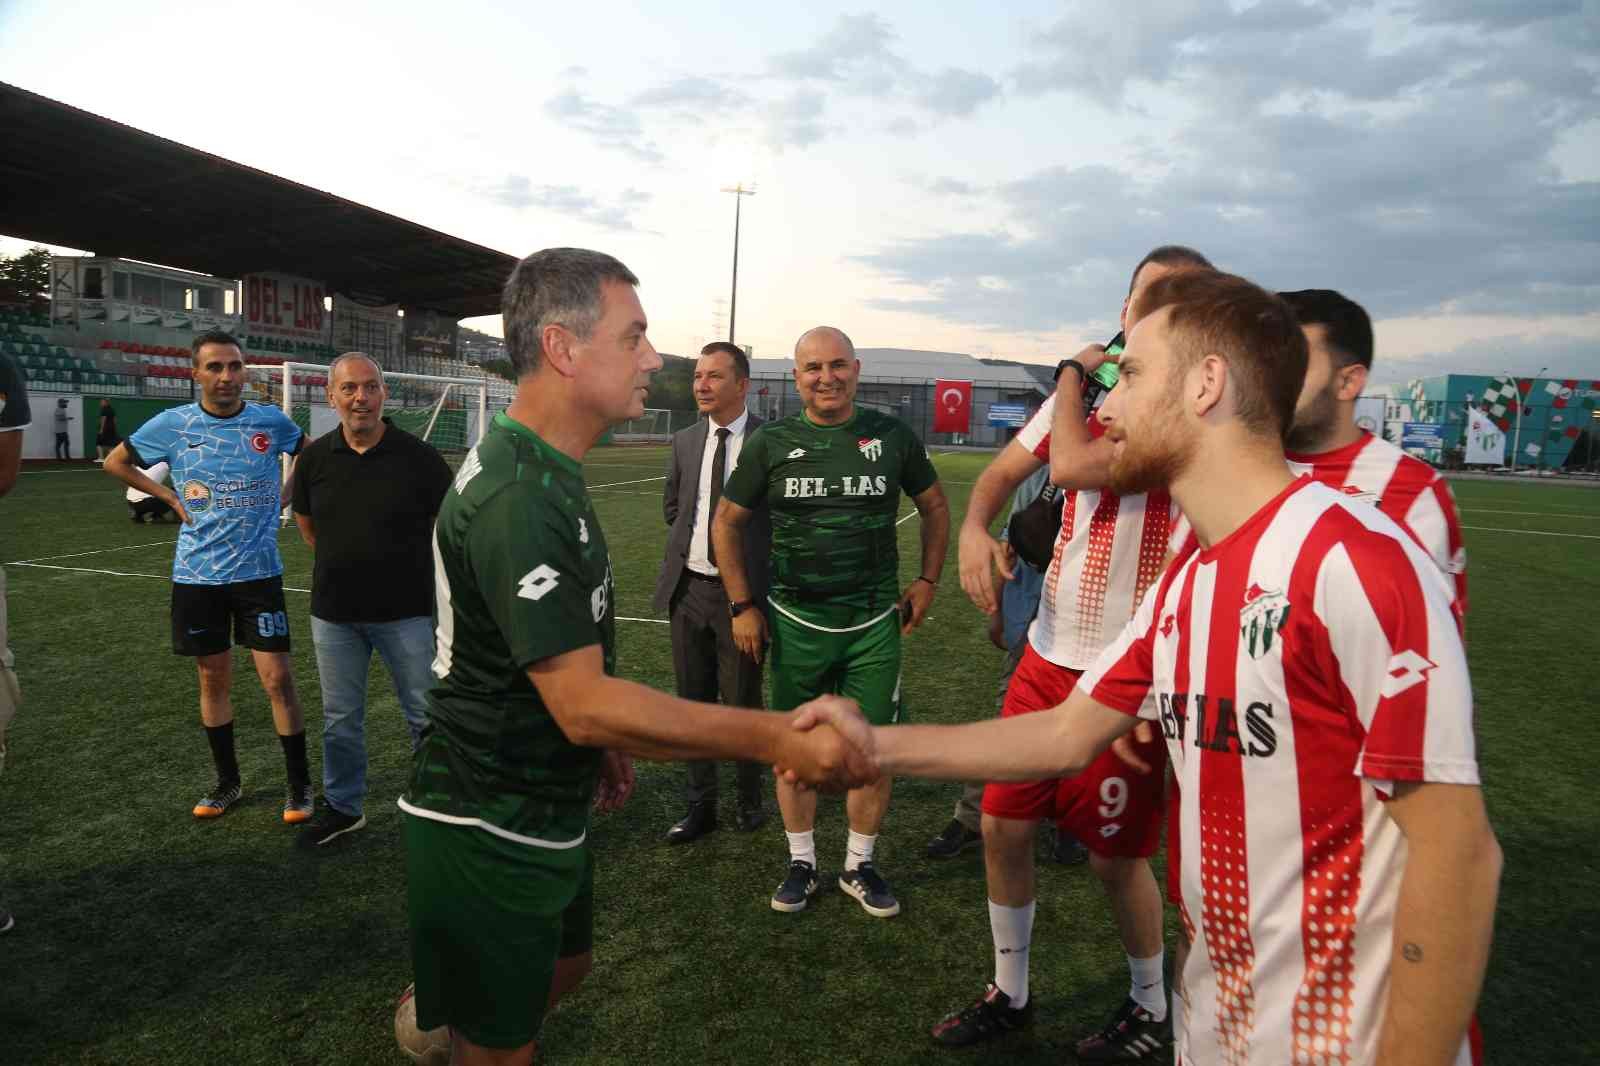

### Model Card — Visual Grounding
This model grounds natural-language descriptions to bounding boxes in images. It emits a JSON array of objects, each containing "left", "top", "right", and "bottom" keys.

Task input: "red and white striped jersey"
[
  {"left": 1170, "top": 432, "right": 1468, "bottom": 625},
  {"left": 1082, "top": 477, "right": 1479, "bottom": 1066},
  {"left": 1015, "top": 393, "right": 1185, "bottom": 670},
  {"left": 1288, "top": 432, "right": 1468, "bottom": 622}
]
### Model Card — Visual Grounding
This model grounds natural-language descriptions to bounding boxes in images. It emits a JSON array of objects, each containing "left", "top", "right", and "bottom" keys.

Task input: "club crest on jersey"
[
  {"left": 1160, "top": 614, "right": 1176, "bottom": 638},
  {"left": 249, "top": 431, "right": 271, "bottom": 453},
  {"left": 182, "top": 480, "right": 213, "bottom": 515},
  {"left": 857, "top": 437, "right": 882, "bottom": 462},
  {"left": 1239, "top": 583, "right": 1290, "bottom": 659}
]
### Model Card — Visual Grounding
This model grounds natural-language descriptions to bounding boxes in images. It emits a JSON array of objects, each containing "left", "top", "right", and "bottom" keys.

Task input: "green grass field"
[{"left": 2, "top": 448, "right": 1597, "bottom": 1065}]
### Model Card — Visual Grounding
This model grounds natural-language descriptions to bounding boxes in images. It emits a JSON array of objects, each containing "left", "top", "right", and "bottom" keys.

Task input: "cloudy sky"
[{"left": 1, "top": 0, "right": 1595, "bottom": 384}]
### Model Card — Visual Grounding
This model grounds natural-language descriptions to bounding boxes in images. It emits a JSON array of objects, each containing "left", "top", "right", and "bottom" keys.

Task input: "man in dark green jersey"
[
  {"left": 399, "top": 250, "right": 872, "bottom": 1065},
  {"left": 715, "top": 326, "right": 950, "bottom": 919}
]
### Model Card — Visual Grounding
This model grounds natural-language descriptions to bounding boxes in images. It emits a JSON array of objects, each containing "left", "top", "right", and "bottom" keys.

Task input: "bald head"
[
  {"left": 329, "top": 351, "right": 383, "bottom": 386},
  {"left": 792, "top": 325, "right": 860, "bottom": 425},
  {"left": 794, "top": 326, "right": 855, "bottom": 363}
]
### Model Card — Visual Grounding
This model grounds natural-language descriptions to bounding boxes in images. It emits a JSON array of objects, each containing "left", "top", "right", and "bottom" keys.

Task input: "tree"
[
  {"left": 0, "top": 246, "right": 50, "bottom": 306},
  {"left": 480, "top": 357, "right": 517, "bottom": 383}
]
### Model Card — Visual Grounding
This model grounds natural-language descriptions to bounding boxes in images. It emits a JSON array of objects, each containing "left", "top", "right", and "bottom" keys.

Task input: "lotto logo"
[
  {"left": 250, "top": 432, "right": 271, "bottom": 453},
  {"left": 1380, "top": 649, "right": 1436, "bottom": 698},
  {"left": 786, "top": 448, "right": 806, "bottom": 459},
  {"left": 517, "top": 565, "right": 561, "bottom": 602}
]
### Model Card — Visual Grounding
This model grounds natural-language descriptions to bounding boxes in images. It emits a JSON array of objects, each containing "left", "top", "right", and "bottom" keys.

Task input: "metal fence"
[{"left": 745, "top": 375, "right": 1049, "bottom": 447}]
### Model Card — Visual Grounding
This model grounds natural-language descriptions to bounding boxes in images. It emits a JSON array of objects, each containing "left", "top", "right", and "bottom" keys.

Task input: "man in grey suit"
[{"left": 652, "top": 341, "right": 773, "bottom": 843}]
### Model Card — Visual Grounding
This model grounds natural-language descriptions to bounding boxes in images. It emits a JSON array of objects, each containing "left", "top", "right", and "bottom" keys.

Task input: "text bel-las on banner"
[{"left": 933, "top": 380, "right": 972, "bottom": 434}]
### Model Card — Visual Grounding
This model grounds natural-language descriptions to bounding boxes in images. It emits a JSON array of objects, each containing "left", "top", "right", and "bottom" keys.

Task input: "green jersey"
[
  {"left": 401, "top": 414, "right": 613, "bottom": 848},
  {"left": 722, "top": 407, "right": 938, "bottom": 624}
]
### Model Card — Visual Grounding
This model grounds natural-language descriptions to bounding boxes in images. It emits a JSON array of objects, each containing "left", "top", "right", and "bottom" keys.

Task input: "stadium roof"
[{"left": 0, "top": 82, "right": 516, "bottom": 318}]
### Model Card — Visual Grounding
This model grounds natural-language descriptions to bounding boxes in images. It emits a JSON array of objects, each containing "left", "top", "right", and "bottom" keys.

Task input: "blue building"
[{"left": 1395, "top": 374, "right": 1600, "bottom": 470}]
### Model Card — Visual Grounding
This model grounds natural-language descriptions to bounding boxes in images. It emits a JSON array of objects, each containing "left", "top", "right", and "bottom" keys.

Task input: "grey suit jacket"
[{"left": 651, "top": 413, "right": 772, "bottom": 613}]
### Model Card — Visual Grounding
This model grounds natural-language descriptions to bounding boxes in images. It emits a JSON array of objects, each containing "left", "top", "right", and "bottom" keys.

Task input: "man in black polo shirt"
[{"left": 291, "top": 352, "right": 453, "bottom": 849}]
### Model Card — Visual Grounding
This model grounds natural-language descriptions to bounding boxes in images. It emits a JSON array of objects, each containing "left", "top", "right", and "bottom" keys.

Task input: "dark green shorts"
[
  {"left": 404, "top": 813, "right": 594, "bottom": 1049},
  {"left": 768, "top": 602, "right": 903, "bottom": 725}
]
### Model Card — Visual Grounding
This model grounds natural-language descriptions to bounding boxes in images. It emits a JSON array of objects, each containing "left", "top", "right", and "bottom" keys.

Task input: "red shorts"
[{"left": 980, "top": 643, "right": 1166, "bottom": 859}]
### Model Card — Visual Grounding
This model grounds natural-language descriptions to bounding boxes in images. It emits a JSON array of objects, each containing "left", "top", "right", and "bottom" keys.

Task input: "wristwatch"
[{"left": 729, "top": 599, "right": 756, "bottom": 617}]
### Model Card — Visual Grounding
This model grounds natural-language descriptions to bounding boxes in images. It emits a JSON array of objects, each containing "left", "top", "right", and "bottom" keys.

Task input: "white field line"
[
  {"left": 588, "top": 476, "right": 667, "bottom": 490},
  {"left": 1462, "top": 508, "right": 1599, "bottom": 519},
  {"left": 4, "top": 560, "right": 675, "bottom": 620},
  {"left": 1461, "top": 526, "right": 1600, "bottom": 541},
  {"left": 897, "top": 509, "right": 919, "bottom": 526},
  {"left": 8, "top": 539, "right": 177, "bottom": 565}
]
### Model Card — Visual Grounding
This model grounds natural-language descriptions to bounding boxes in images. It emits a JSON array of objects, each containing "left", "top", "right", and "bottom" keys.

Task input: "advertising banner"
[
  {"left": 1400, "top": 423, "right": 1443, "bottom": 449},
  {"left": 403, "top": 306, "right": 459, "bottom": 363},
  {"left": 243, "top": 272, "right": 328, "bottom": 344},
  {"left": 333, "top": 295, "right": 401, "bottom": 363},
  {"left": 987, "top": 403, "right": 1028, "bottom": 427}
]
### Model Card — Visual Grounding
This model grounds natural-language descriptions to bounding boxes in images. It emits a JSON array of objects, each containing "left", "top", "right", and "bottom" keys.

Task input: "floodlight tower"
[{"left": 721, "top": 183, "right": 756, "bottom": 345}]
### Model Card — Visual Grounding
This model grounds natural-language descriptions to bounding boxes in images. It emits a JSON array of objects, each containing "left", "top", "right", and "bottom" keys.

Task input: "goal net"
[
  {"left": 611, "top": 407, "right": 674, "bottom": 443},
  {"left": 246, "top": 362, "right": 509, "bottom": 464}
]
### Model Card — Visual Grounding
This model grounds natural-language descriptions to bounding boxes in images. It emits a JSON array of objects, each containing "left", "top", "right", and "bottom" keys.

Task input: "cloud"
[
  {"left": 543, "top": 88, "right": 664, "bottom": 164},
  {"left": 914, "top": 68, "right": 1002, "bottom": 118},
  {"left": 857, "top": 1, "right": 1600, "bottom": 336},
  {"left": 1374, "top": 327, "right": 1600, "bottom": 385},
  {"left": 769, "top": 13, "right": 905, "bottom": 95},
  {"left": 630, "top": 76, "right": 751, "bottom": 119},
  {"left": 484, "top": 176, "right": 653, "bottom": 232}
]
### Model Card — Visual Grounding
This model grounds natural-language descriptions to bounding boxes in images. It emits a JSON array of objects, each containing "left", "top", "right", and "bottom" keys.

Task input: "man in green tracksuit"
[{"left": 715, "top": 326, "right": 950, "bottom": 918}]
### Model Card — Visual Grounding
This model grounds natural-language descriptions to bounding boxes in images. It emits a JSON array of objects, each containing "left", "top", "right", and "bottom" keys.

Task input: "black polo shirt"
[{"left": 291, "top": 419, "right": 454, "bottom": 624}]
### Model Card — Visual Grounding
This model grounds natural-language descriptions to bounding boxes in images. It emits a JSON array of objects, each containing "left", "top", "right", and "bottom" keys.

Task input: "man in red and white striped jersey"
[
  {"left": 1161, "top": 289, "right": 1474, "bottom": 1035},
  {"left": 797, "top": 270, "right": 1501, "bottom": 1066},
  {"left": 1278, "top": 289, "right": 1467, "bottom": 623},
  {"left": 932, "top": 246, "right": 1212, "bottom": 1060}
]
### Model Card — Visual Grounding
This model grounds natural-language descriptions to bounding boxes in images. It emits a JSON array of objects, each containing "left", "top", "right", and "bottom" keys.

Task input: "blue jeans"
[{"left": 310, "top": 614, "right": 435, "bottom": 817}]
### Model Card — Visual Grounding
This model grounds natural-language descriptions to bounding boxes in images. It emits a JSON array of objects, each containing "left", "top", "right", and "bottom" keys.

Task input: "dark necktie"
[{"left": 707, "top": 426, "right": 730, "bottom": 567}]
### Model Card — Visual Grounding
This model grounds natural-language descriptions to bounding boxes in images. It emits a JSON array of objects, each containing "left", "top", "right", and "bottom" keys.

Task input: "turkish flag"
[{"left": 933, "top": 379, "right": 972, "bottom": 434}]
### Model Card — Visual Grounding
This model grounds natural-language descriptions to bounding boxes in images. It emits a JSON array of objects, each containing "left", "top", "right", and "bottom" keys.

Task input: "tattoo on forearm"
[{"left": 1402, "top": 942, "right": 1423, "bottom": 963}]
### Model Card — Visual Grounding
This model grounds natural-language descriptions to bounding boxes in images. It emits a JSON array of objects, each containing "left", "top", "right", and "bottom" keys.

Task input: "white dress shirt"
[{"left": 686, "top": 409, "right": 749, "bottom": 576}]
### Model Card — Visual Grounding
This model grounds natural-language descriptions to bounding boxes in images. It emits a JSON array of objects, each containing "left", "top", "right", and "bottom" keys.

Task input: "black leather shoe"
[
  {"left": 735, "top": 804, "right": 768, "bottom": 832},
  {"left": 666, "top": 803, "right": 717, "bottom": 844}
]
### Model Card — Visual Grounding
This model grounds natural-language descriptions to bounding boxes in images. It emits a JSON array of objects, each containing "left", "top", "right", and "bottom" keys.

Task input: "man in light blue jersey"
[{"left": 105, "top": 330, "right": 312, "bottom": 823}]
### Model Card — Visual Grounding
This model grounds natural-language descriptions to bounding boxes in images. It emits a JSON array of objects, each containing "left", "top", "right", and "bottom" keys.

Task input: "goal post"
[
  {"left": 245, "top": 361, "right": 500, "bottom": 465},
  {"left": 611, "top": 407, "right": 674, "bottom": 443}
]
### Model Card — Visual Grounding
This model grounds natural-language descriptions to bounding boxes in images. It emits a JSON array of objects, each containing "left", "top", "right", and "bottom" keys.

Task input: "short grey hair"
[
  {"left": 328, "top": 351, "right": 383, "bottom": 385},
  {"left": 502, "top": 248, "right": 640, "bottom": 376}
]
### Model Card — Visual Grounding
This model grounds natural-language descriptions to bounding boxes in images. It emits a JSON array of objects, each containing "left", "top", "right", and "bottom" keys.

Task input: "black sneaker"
[
  {"left": 926, "top": 818, "right": 982, "bottom": 859},
  {"left": 930, "top": 982, "right": 1033, "bottom": 1047},
  {"left": 838, "top": 861, "right": 900, "bottom": 918},
  {"left": 771, "top": 860, "right": 821, "bottom": 913},
  {"left": 295, "top": 800, "right": 367, "bottom": 850},
  {"left": 192, "top": 779, "right": 243, "bottom": 819},
  {"left": 1074, "top": 996, "right": 1171, "bottom": 1061}
]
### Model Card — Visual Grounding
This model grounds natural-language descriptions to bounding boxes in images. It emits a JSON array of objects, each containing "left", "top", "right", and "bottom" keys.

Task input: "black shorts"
[{"left": 171, "top": 576, "right": 291, "bottom": 657}]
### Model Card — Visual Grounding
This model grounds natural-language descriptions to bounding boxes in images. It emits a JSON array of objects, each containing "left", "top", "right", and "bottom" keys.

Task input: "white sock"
[
  {"left": 1129, "top": 950, "right": 1166, "bottom": 1020},
  {"left": 844, "top": 830, "right": 876, "bottom": 872},
  {"left": 786, "top": 830, "right": 816, "bottom": 869},
  {"left": 988, "top": 900, "right": 1035, "bottom": 1007}
]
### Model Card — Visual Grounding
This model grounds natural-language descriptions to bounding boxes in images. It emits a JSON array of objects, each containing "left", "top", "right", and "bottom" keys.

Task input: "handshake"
[{"left": 772, "top": 696, "right": 878, "bottom": 791}]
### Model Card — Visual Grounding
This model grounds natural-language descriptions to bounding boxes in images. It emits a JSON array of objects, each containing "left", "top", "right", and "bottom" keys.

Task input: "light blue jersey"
[{"left": 128, "top": 402, "right": 304, "bottom": 585}]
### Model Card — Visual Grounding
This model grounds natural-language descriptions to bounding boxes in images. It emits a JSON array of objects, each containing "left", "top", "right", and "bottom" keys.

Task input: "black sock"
[
  {"left": 205, "top": 722, "right": 240, "bottom": 784},
  {"left": 279, "top": 730, "right": 310, "bottom": 788}
]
